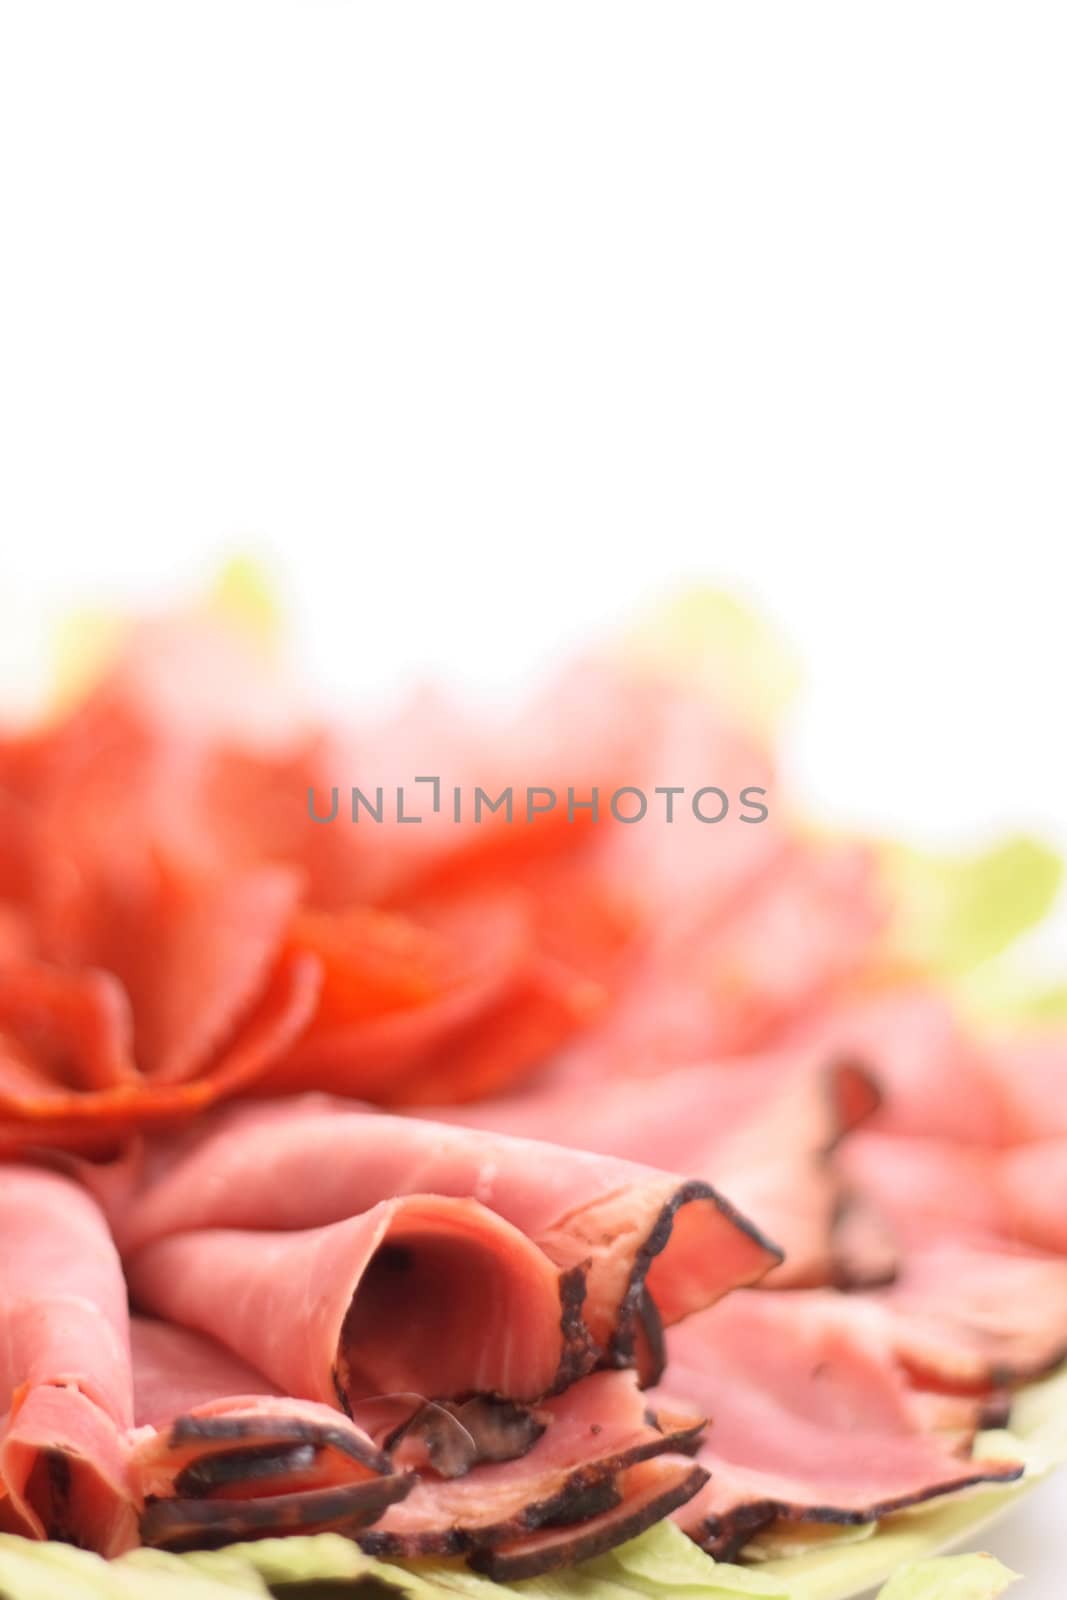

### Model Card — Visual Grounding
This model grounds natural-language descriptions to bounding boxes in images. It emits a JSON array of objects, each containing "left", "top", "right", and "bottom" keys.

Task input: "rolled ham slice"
[
  {"left": 0, "top": 1166, "right": 137, "bottom": 1553},
  {"left": 448, "top": 1049, "right": 883, "bottom": 1290},
  {"left": 126, "top": 1193, "right": 585, "bottom": 1408},
  {"left": 117, "top": 1097, "right": 780, "bottom": 1377}
]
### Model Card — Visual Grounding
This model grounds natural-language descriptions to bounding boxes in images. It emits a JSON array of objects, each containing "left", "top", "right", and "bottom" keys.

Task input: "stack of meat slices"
[{"left": 0, "top": 1113, "right": 777, "bottom": 1573}]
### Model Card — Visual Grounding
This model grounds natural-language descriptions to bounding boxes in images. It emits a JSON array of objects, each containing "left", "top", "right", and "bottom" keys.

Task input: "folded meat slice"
[
  {"left": 263, "top": 898, "right": 601, "bottom": 1108},
  {"left": 785, "top": 988, "right": 1011, "bottom": 1144},
  {"left": 835, "top": 1131, "right": 1067, "bottom": 1388},
  {"left": 449, "top": 1050, "right": 882, "bottom": 1290},
  {"left": 0, "top": 1166, "right": 137, "bottom": 1553},
  {"left": 554, "top": 836, "right": 886, "bottom": 1075},
  {"left": 126, "top": 1193, "right": 583, "bottom": 1408},
  {"left": 119, "top": 1097, "right": 780, "bottom": 1373},
  {"left": 875, "top": 1241, "right": 1067, "bottom": 1391},
  {"left": 471, "top": 1458, "right": 710, "bottom": 1581},
  {"left": 654, "top": 1291, "right": 1022, "bottom": 1559},
  {"left": 0, "top": 951, "right": 321, "bottom": 1155},
  {"left": 128, "top": 1319, "right": 410, "bottom": 1551},
  {"left": 356, "top": 1369, "right": 706, "bottom": 1571}
]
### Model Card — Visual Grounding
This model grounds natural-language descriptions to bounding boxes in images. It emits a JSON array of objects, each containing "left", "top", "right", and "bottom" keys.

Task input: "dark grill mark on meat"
[
  {"left": 610, "top": 1182, "right": 782, "bottom": 1373},
  {"left": 554, "top": 1262, "right": 598, "bottom": 1390},
  {"left": 472, "top": 1463, "right": 710, "bottom": 1580},
  {"left": 174, "top": 1442, "right": 319, "bottom": 1497},
  {"left": 695, "top": 1456, "right": 1027, "bottom": 1560},
  {"left": 140, "top": 1472, "right": 413, "bottom": 1551},
  {"left": 167, "top": 1412, "right": 392, "bottom": 1475}
]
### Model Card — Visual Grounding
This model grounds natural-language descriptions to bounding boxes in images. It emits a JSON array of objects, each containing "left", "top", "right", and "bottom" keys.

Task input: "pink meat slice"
[
  {"left": 987, "top": 1031, "right": 1067, "bottom": 1140},
  {"left": 555, "top": 836, "right": 885, "bottom": 1076},
  {"left": 655, "top": 1291, "right": 1022, "bottom": 1559},
  {"left": 470, "top": 1457, "right": 711, "bottom": 1581},
  {"left": 449, "top": 1050, "right": 882, "bottom": 1290},
  {"left": 0, "top": 1166, "right": 137, "bottom": 1553},
  {"left": 875, "top": 1241, "right": 1067, "bottom": 1390},
  {"left": 127, "top": 1318, "right": 410, "bottom": 1550},
  {"left": 131, "top": 1318, "right": 284, "bottom": 1427},
  {"left": 118, "top": 1097, "right": 780, "bottom": 1372},
  {"left": 356, "top": 1369, "right": 704, "bottom": 1561},
  {"left": 786, "top": 988, "right": 1011, "bottom": 1144},
  {"left": 125, "top": 1193, "right": 582, "bottom": 1408}
]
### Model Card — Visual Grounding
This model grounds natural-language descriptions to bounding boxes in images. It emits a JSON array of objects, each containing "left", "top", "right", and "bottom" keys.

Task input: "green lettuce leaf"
[
  {"left": 881, "top": 834, "right": 1062, "bottom": 978},
  {"left": 0, "top": 1532, "right": 267, "bottom": 1597},
  {"left": 874, "top": 1554, "right": 1018, "bottom": 1600}
]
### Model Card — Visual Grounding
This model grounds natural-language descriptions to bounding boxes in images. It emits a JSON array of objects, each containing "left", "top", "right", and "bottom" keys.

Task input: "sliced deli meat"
[
  {"left": 128, "top": 1320, "right": 410, "bottom": 1551},
  {"left": 356, "top": 1369, "right": 706, "bottom": 1569},
  {"left": 126, "top": 1193, "right": 579, "bottom": 1408},
  {"left": 0, "top": 1166, "right": 137, "bottom": 1553},
  {"left": 469, "top": 1457, "right": 711, "bottom": 1581},
  {"left": 449, "top": 1050, "right": 882, "bottom": 1290},
  {"left": 118, "top": 1097, "right": 781, "bottom": 1370},
  {"left": 655, "top": 1291, "right": 1023, "bottom": 1559}
]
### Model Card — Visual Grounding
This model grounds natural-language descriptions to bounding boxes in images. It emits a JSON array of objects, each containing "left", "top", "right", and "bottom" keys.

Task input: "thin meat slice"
[
  {"left": 836, "top": 1132, "right": 1067, "bottom": 1385},
  {"left": 555, "top": 837, "right": 886, "bottom": 1077},
  {"left": 118, "top": 1097, "right": 780, "bottom": 1372},
  {"left": 131, "top": 1319, "right": 285, "bottom": 1428},
  {"left": 138, "top": 1474, "right": 414, "bottom": 1551},
  {"left": 0, "top": 1384, "right": 135, "bottom": 1554},
  {"left": 450, "top": 1050, "right": 882, "bottom": 1290},
  {"left": 655, "top": 1291, "right": 1022, "bottom": 1559},
  {"left": 125, "top": 1194, "right": 582, "bottom": 1408},
  {"left": 0, "top": 962, "right": 140, "bottom": 1095},
  {"left": 0, "top": 952, "right": 321, "bottom": 1155},
  {"left": 264, "top": 898, "right": 601, "bottom": 1108},
  {"left": 65, "top": 856, "right": 303, "bottom": 1087},
  {"left": 357, "top": 1370, "right": 704, "bottom": 1561},
  {"left": 786, "top": 988, "right": 1011, "bottom": 1144},
  {"left": 471, "top": 1457, "right": 710, "bottom": 1580},
  {"left": 876, "top": 1242, "right": 1067, "bottom": 1391},
  {"left": 128, "top": 1320, "right": 410, "bottom": 1551},
  {"left": 0, "top": 1166, "right": 137, "bottom": 1553}
]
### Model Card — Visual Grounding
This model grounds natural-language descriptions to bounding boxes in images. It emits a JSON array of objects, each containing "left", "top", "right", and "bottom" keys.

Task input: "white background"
[{"left": 1, "top": 4, "right": 1065, "bottom": 1591}]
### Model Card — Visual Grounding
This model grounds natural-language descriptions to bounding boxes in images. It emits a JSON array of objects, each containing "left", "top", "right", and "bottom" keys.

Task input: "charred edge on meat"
[
  {"left": 357, "top": 1410, "right": 709, "bottom": 1558},
  {"left": 979, "top": 1391, "right": 1013, "bottom": 1430},
  {"left": 632, "top": 1289, "right": 667, "bottom": 1387},
  {"left": 174, "top": 1442, "right": 320, "bottom": 1497},
  {"left": 609, "top": 1180, "right": 784, "bottom": 1373},
  {"left": 695, "top": 1458, "right": 1027, "bottom": 1559},
  {"left": 140, "top": 1472, "right": 414, "bottom": 1551},
  {"left": 553, "top": 1261, "right": 598, "bottom": 1391},
  {"left": 167, "top": 1413, "right": 392, "bottom": 1476},
  {"left": 471, "top": 1464, "right": 711, "bottom": 1581},
  {"left": 828, "top": 1189, "right": 900, "bottom": 1291},
  {"left": 642, "top": 1407, "right": 705, "bottom": 1456}
]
